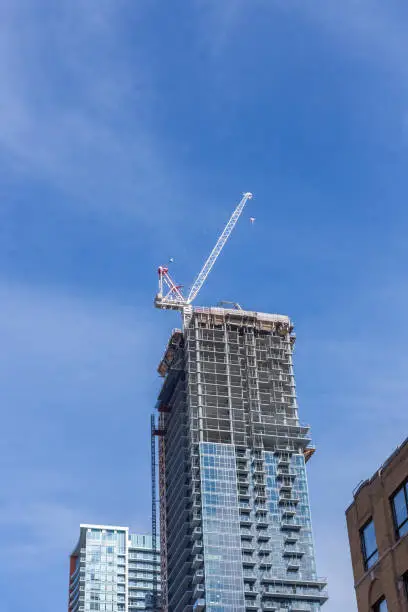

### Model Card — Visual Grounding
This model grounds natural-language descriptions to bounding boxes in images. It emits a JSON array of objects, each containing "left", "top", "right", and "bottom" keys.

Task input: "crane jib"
[
  {"left": 186, "top": 192, "right": 253, "bottom": 304},
  {"left": 155, "top": 192, "right": 252, "bottom": 310}
]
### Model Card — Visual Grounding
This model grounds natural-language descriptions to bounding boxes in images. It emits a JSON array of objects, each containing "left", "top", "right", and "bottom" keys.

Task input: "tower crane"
[
  {"left": 152, "top": 192, "right": 252, "bottom": 610},
  {"left": 154, "top": 192, "right": 253, "bottom": 312}
]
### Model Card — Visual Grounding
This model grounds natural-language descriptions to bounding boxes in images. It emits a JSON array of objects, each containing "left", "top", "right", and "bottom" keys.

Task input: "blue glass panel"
[
  {"left": 362, "top": 520, "right": 378, "bottom": 568},
  {"left": 200, "top": 442, "right": 245, "bottom": 611},
  {"left": 393, "top": 487, "right": 408, "bottom": 531}
]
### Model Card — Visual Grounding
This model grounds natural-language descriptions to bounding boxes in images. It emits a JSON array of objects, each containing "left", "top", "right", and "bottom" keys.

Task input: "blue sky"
[{"left": 1, "top": 1, "right": 408, "bottom": 610}]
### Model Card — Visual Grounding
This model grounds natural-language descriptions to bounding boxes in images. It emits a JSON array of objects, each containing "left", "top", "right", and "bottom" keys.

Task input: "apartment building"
[
  {"left": 346, "top": 437, "right": 408, "bottom": 611},
  {"left": 68, "top": 525, "right": 160, "bottom": 612}
]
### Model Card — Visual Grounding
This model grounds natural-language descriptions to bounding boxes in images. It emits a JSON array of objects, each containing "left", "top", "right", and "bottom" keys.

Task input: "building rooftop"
[
  {"left": 192, "top": 305, "right": 291, "bottom": 325},
  {"left": 347, "top": 435, "right": 408, "bottom": 512},
  {"left": 157, "top": 306, "right": 294, "bottom": 377}
]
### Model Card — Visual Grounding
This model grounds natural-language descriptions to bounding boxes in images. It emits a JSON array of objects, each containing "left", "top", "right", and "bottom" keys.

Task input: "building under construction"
[
  {"left": 152, "top": 193, "right": 328, "bottom": 612},
  {"left": 154, "top": 306, "right": 327, "bottom": 612}
]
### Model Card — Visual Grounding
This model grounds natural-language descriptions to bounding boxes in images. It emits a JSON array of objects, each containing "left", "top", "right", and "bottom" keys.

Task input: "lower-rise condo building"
[{"left": 68, "top": 525, "right": 160, "bottom": 612}]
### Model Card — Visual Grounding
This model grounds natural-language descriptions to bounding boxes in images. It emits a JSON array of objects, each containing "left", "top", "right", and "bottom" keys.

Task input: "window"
[
  {"left": 391, "top": 480, "right": 408, "bottom": 539},
  {"left": 361, "top": 519, "right": 378, "bottom": 569},
  {"left": 404, "top": 572, "right": 408, "bottom": 599},
  {"left": 372, "top": 596, "right": 387, "bottom": 611}
]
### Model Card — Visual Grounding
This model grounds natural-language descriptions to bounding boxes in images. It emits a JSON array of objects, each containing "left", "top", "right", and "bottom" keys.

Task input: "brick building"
[{"left": 346, "top": 437, "right": 408, "bottom": 611}]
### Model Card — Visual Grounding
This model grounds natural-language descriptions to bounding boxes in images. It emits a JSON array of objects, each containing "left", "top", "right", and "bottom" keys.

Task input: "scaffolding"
[{"left": 150, "top": 415, "right": 158, "bottom": 612}]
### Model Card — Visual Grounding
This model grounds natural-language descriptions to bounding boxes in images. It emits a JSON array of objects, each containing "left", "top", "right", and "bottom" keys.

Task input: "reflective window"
[
  {"left": 373, "top": 596, "right": 387, "bottom": 612},
  {"left": 403, "top": 571, "right": 408, "bottom": 599},
  {"left": 200, "top": 443, "right": 245, "bottom": 610},
  {"left": 391, "top": 481, "right": 408, "bottom": 539},
  {"left": 361, "top": 519, "right": 378, "bottom": 569}
]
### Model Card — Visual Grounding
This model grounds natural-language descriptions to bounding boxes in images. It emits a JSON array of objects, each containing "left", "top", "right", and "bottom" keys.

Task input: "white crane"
[{"left": 154, "top": 192, "right": 253, "bottom": 311}]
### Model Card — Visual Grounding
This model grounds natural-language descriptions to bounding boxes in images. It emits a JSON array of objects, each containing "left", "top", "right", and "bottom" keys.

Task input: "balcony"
[
  {"left": 255, "top": 504, "right": 268, "bottom": 513},
  {"left": 283, "top": 548, "right": 304, "bottom": 558},
  {"left": 281, "top": 522, "right": 302, "bottom": 531},
  {"left": 254, "top": 478, "right": 266, "bottom": 489},
  {"left": 277, "top": 469, "right": 297, "bottom": 479},
  {"left": 193, "top": 584, "right": 205, "bottom": 600},
  {"left": 260, "top": 579, "right": 328, "bottom": 603},
  {"left": 192, "top": 599, "right": 205, "bottom": 612},
  {"left": 261, "top": 603, "right": 278, "bottom": 611},
  {"left": 241, "top": 541, "right": 255, "bottom": 552},
  {"left": 192, "top": 540, "right": 203, "bottom": 554},
  {"left": 242, "top": 556, "right": 256, "bottom": 567},
  {"left": 255, "top": 491, "right": 267, "bottom": 502},
  {"left": 192, "top": 554, "right": 204, "bottom": 569},
  {"left": 281, "top": 508, "right": 297, "bottom": 517},
  {"left": 237, "top": 477, "right": 250, "bottom": 486},
  {"left": 192, "top": 569, "right": 204, "bottom": 584},
  {"left": 285, "top": 535, "right": 298, "bottom": 544},
  {"left": 239, "top": 498, "right": 251, "bottom": 507},
  {"left": 240, "top": 514, "right": 253, "bottom": 525},
  {"left": 279, "top": 496, "right": 299, "bottom": 506},
  {"left": 236, "top": 462, "right": 249, "bottom": 474},
  {"left": 238, "top": 490, "right": 251, "bottom": 501},
  {"left": 287, "top": 561, "right": 300, "bottom": 571},
  {"left": 279, "top": 483, "right": 293, "bottom": 492},
  {"left": 243, "top": 570, "right": 257, "bottom": 581},
  {"left": 244, "top": 585, "right": 258, "bottom": 596},
  {"left": 192, "top": 527, "right": 202, "bottom": 540}
]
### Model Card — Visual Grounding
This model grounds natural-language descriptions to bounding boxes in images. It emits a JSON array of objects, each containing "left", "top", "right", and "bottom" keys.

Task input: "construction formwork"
[{"left": 156, "top": 307, "right": 327, "bottom": 612}]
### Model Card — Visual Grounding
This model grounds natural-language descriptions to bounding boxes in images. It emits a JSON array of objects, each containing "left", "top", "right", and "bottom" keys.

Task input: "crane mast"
[{"left": 154, "top": 192, "right": 252, "bottom": 311}]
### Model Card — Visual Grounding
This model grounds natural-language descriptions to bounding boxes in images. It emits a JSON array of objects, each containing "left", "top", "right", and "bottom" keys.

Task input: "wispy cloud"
[
  {"left": 0, "top": 0, "right": 192, "bottom": 226},
  {"left": 0, "top": 281, "right": 160, "bottom": 583},
  {"left": 195, "top": 0, "right": 408, "bottom": 79},
  {"left": 288, "top": 0, "right": 408, "bottom": 76},
  {"left": 2, "top": 3, "right": 407, "bottom": 612},
  {"left": 295, "top": 273, "right": 408, "bottom": 611},
  {"left": 0, "top": 499, "right": 84, "bottom": 568}
]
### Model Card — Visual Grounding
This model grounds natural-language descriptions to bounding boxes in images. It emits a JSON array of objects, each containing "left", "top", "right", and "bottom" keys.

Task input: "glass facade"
[
  {"left": 68, "top": 526, "right": 160, "bottom": 612},
  {"left": 200, "top": 443, "right": 245, "bottom": 610},
  {"left": 128, "top": 534, "right": 161, "bottom": 611},
  {"left": 84, "top": 528, "right": 127, "bottom": 612},
  {"left": 157, "top": 307, "right": 328, "bottom": 611}
]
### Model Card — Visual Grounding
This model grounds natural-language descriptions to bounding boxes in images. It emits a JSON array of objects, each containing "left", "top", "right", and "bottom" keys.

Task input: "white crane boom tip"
[{"left": 243, "top": 192, "right": 253, "bottom": 199}]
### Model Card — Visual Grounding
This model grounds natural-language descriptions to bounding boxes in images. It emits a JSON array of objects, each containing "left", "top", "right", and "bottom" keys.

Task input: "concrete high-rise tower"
[{"left": 155, "top": 306, "right": 328, "bottom": 612}]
